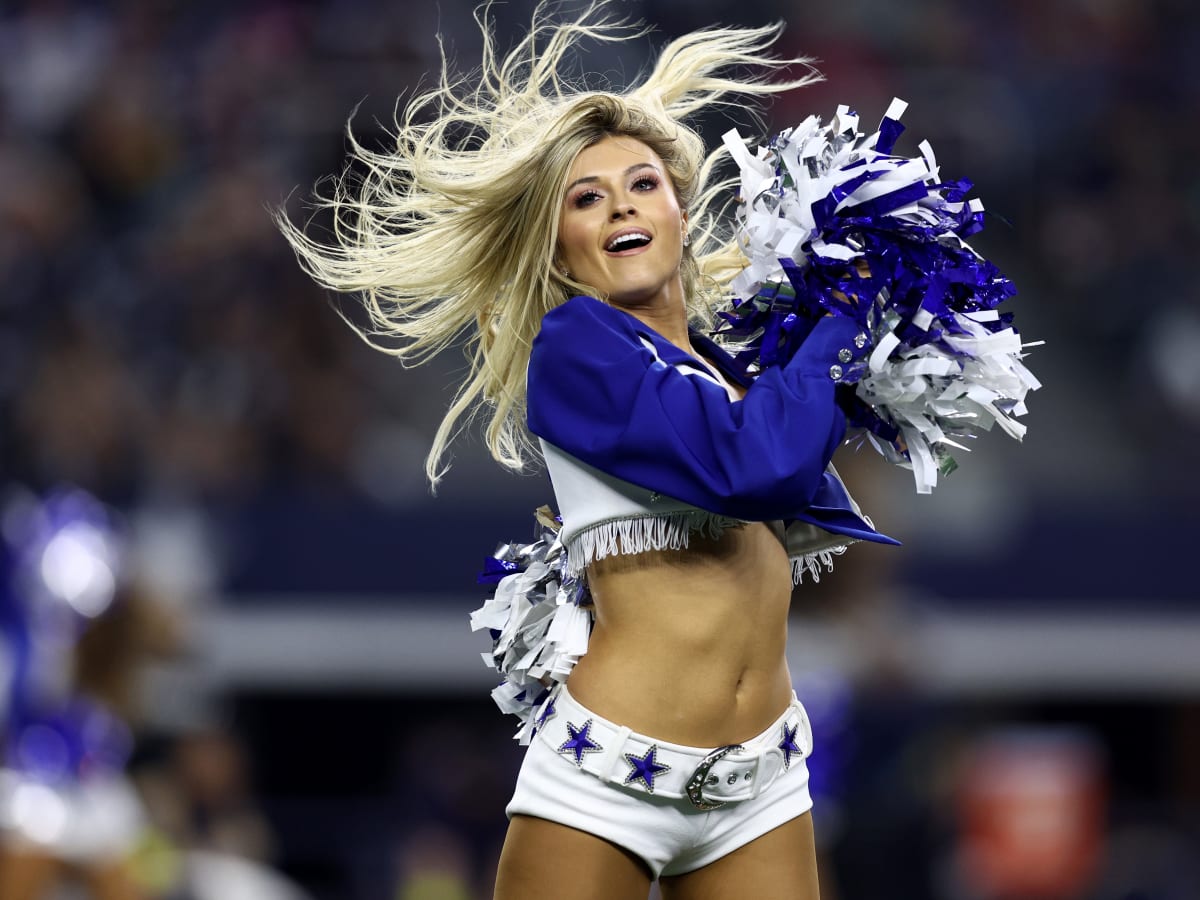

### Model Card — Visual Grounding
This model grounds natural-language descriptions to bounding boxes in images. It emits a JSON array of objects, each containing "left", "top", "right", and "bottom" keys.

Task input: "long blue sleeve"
[{"left": 527, "top": 295, "right": 874, "bottom": 524}]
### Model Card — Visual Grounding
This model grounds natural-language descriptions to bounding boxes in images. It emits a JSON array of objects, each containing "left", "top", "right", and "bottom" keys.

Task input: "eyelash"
[{"left": 571, "top": 174, "right": 660, "bottom": 209}]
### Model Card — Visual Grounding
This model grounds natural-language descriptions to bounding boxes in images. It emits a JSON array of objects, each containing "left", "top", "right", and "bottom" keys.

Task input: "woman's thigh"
[
  {"left": 493, "top": 814, "right": 653, "bottom": 900},
  {"left": 658, "top": 812, "right": 820, "bottom": 900}
]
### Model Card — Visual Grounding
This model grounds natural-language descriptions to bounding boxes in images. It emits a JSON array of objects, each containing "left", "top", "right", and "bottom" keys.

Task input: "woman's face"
[{"left": 556, "top": 135, "right": 686, "bottom": 309}]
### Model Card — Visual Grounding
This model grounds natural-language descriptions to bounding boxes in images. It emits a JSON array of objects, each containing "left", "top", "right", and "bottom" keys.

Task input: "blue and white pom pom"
[
  {"left": 716, "top": 99, "right": 1042, "bottom": 493},
  {"left": 469, "top": 507, "right": 592, "bottom": 743}
]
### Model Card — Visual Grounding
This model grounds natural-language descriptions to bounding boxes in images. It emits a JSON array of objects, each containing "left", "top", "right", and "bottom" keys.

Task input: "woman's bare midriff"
[{"left": 565, "top": 520, "right": 795, "bottom": 748}]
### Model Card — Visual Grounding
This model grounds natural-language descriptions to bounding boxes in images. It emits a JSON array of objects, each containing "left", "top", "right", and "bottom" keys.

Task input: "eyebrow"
[{"left": 565, "top": 163, "right": 660, "bottom": 194}]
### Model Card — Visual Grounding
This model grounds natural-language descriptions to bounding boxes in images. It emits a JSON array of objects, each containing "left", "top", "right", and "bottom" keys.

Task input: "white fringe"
[
  {"left": 789, "top": 545, "right": 847, "bottom": 584},
  {"left": 563, "top": 511, "right": 744, "bottom": 577}
]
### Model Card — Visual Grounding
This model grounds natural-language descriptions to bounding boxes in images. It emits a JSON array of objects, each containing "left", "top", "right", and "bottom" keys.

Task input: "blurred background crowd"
[{"left": 1, "top": 0, "right": 1197, "bottom": 898}]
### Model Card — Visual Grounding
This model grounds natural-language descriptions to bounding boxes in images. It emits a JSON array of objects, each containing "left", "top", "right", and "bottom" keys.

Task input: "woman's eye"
[
  {"left": 572, "top": 190, "right": 601, "bottom": 208},
  {"left": 632, "top": 176, "right": 659, "bottom": 191}
]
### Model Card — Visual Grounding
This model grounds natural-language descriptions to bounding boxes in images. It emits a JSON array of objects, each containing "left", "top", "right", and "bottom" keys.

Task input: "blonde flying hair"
[{"left": 277, "top": 2, "right": 819, "bottom": 487}]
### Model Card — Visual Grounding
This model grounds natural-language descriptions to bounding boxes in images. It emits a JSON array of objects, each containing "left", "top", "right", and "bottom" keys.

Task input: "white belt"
[{"left": 533, "top": 685, "right": 813, "bottom": 809}]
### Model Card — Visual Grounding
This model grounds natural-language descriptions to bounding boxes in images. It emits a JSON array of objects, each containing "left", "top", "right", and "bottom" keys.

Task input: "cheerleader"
[{"left": 278, "top": 5, "right": 916, "bottom": 897}]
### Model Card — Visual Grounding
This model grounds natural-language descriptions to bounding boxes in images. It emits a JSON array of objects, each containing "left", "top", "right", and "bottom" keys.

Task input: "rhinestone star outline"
[
  {"left": 558, "top": 718, "right": 603, "bottom": 766},
  {"left": 535, "top": 696, "right": 558, "bottom": 728},
  {"left": 623, "top": 744, "right": 671, "bottom": 793},
  {"left": 778, "top": 721, "right": 803, "bottom": 770}
]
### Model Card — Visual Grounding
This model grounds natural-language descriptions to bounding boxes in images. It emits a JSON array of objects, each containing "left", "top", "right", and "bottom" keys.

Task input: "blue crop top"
[{"left": 526, "top": 296, "right": 898, "bottom": 580}]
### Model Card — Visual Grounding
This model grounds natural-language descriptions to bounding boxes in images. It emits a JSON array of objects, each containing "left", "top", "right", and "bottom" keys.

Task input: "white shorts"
[{"left": 506, "top": 684, "right": 814, "bottom": 878}]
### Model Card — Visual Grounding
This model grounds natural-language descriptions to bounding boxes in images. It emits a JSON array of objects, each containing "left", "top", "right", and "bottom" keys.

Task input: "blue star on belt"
[
  {"left": 624, "top": 744, "right": 671, "bottom": 793},
  {"left": 531, "top": 696, "right": 557, "bottom": 737},
  {"left": 558, "top": 719, "right": 603, "bottom": 765},
  {"left": 536, "top": 697, "right": 557, "bottom": 728},
  {"left": 778, "top": 722, "right": 802, "bottom": 770}
]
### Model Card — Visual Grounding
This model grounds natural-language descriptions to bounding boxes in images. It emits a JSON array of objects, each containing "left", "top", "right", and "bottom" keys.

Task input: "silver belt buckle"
[{"left": 685, "top": 743, "right": 743, "bottom": 810}]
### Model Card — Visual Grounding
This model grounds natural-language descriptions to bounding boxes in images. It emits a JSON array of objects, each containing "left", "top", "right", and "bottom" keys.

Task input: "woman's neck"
[
  {"left": 626, "top": 305, "right": 691, "bottom": 352},
  {"left": 611, "top": 279, "right": 692, "bottom": 354}
]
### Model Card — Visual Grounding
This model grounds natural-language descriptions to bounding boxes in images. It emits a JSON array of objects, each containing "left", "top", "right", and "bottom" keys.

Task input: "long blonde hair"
[{"left": 276, "top": 2, "right": 819, "bottom": 487}]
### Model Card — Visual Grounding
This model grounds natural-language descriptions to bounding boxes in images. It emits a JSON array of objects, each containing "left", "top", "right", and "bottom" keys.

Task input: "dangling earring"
[
  {"left": 682, "top": 232, "right": 691, "bottom": 247},
  {"left": 560, "top": 266, "right": 571, "bottom": 278}
]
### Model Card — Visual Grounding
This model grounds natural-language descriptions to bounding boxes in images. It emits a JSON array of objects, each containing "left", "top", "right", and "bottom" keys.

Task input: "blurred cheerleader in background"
[
  {"left": 0, "top": 488, "right": 160, "bottom": 899},
  {"left": 0, "top": 489, "right": 311, "bottom": 900}
]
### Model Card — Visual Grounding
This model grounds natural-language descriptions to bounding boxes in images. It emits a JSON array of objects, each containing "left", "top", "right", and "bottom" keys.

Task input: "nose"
[{"left": 609, "top": 199, "right": 636, "bottom": 220}]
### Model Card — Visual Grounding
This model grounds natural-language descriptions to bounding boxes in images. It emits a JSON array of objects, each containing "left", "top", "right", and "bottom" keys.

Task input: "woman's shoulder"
[{"left": 531, "top": 295, "right": 647, "bottom": 370}]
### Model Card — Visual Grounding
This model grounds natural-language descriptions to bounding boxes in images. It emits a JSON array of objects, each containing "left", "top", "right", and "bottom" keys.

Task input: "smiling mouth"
[{"left": 605, "top": 232, "right": 653, "bottom": 254}]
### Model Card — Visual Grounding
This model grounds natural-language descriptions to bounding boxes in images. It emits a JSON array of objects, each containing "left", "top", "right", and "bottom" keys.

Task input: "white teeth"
[{"left": 606, "top": 232, "right": 650, "bottom": 251}]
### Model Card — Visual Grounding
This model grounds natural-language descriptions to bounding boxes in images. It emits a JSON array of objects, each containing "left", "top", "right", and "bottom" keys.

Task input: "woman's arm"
[{"left": 527, "top": 295, "right": 867, "bottom": 521}]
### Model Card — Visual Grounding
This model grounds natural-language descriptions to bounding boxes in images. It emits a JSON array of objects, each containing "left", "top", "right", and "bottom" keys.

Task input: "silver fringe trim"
[
  {"left": 566, "top": 513, "right": 848, "bottom": 586},
  {"left": 563, "top": 512, "right": 745, "bottom": 578},
  {"left": 790, "top": 546, "right": 847, "bottom": 584}
]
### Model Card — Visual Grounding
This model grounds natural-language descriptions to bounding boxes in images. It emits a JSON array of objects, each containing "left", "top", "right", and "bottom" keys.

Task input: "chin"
[
  {"left": 597, "top": 271, "right": 681, "bottom": 306},
  {"left": 603, "top": 285, "right": 670, "bottom": 307}
]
